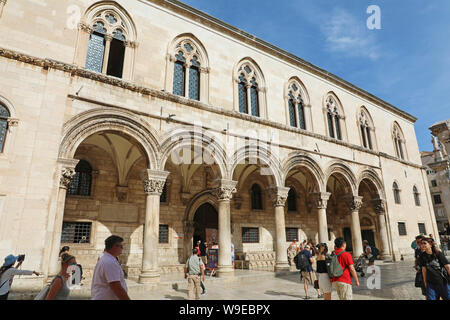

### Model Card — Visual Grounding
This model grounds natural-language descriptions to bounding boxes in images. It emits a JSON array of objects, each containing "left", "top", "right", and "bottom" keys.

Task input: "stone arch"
[
  {"left": 356, "top": 168, "right": 384, "bottom": 199},
  {"left": 159, "top": 126, "right": 228, "bottom": 179},
  {"left": 59, "top": 108, "right": 159, "bottom": 170},
  {"left": 167, "top": 33, "right": 209, "bottom": 68},
  {"left": 324, "top": 161, "right": 357, "bottom": 195},
  {"left": 281, "top": 152, "right": 325, "bottom": 192},
  {"left": 229, "top": 144, "right": 283, "bottom": 187}
]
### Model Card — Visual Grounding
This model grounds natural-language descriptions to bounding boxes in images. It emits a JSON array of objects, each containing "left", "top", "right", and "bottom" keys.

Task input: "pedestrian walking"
[
  {"left": 45, "top": 253, "right": 77, "bottom": 300},
  {"left": 287, "top": 239, "right": 299, "bottom": 266},
  {"left": 297, "top": 244, "right": 321, "bottom": 299},
  {"left": 91, "top": 235, "right": 130, "bottom": 300},
  {"left": 413, "top": 235, "right": 427, "bottom": 298},
  {"left": 418, "top": 237, "right": 450, "bottom": 300},
  {"left": 198, "top": 240, "right": 208, "bottom": 266},
  {"left": 316, "top": 243, "right": 332, "bottom": 300},
  {"left": 59, "top": 246, "right": 84, "bottom": 286},
  {"left": 331, "top": 238, "right": 360, "bottom": 300},
  {"left": 184, "top": 248, "right": 205, "bottom": 300},
  {"left": 0, "top": 254, "right": 40, "bottom": 300}
]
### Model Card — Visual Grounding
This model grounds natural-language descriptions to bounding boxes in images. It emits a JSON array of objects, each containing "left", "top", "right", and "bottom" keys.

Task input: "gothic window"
[
  {"left": 326, "top": 96, "right": 343, "bottom": 140},
  {"left": 0, "top": 103, "right": 10, "bottom": 153},
  {"left": 359, "top": 108, "right": 374, "bottom": 150},
  {"left": 83, "top": 10, "right": 131, "bottom": 79},
  {"left": 67, "top": 160, "right": 93, "bottom": 196},
  {"left": 251, "top": 184, "right": 263, "bottom": 210},
  {"left": 287, "top": 188, "right": 297, "bottom": 211},
  {"left": 235, "top": 61, "right": 264, "bottom": 118},
  {"left": 287, "top": 81, "right": 306, "bottom": 130},
  {"left": 392, "top": 123, "right": 406, "bottom": 160},
  {"left": 393, "top": 182, "right": 401, "bottom": 204},
  {"left": 413, "top": 186, "right": 420, "bottom": 206},
  {"left": 170, "top": 38, "right": 206, "bottom": 101},
  {"left": 173, "top": 51, "right": 186, "bottom": 96}
]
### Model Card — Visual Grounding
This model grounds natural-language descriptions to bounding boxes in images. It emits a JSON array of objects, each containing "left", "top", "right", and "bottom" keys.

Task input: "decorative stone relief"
[
  {"left": 212, "top": 179, "right": 237, "bottom": 201},
  {"left": 371, "top": 198, "right": 386, "bottom": 215},
  {"left": 344, "top": 195, "right": 364, "bottom": 212},
  {"left": 60, "top": 168, "right": 76, "bottom": 189},
  {"left": 309, "top": 192, "right": 331, "bottom": 209},
  {"left": 267, "top": 186, "right": 289, "bottom": 207}
]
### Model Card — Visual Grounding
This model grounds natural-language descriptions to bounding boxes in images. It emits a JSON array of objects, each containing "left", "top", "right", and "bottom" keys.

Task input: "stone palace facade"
[{"left": 0, "top": 0, "right": 439, "bottom": 288}]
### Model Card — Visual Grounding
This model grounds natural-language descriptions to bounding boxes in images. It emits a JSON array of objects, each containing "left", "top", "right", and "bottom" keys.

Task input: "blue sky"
[{"left": 179, "top": 0, "right": 450, "bottom": 151}]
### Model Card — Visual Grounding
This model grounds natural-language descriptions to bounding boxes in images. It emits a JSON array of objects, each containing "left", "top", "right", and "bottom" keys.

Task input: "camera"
[{"left": 17, "top": 254, "right": 25, "bottom": 262}]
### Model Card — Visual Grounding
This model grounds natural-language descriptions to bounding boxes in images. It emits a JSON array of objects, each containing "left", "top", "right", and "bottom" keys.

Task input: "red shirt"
[{"left": 331, "top": 248, "right": 354, "bottom": 285}]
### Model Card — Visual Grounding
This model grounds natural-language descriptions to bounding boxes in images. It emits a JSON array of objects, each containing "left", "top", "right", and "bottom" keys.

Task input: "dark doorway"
[
  {"left": 361, "top": 230, "right": 375, "bottom": 248},
  {"left": 343, "top": 227, "right": 353, "bottom": 253},
  {"left": 193, "top": 203, "right": 218, "bottom": 247}
]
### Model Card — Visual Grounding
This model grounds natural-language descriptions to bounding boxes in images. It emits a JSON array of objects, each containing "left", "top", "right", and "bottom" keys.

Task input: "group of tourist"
[
  {"left": 0, "top": 235, "right": 130, "bottom": 300},
  {"left": 413, "top": 234, "right": 450, "bottom": 300},
  {"left": 290, "top": 237, "right": 361, "bottom": 300}
]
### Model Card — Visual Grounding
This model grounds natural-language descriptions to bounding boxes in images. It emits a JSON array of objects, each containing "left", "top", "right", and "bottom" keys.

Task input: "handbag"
[
  {"left": 314, "top": 279, "right": 320, "bottom": 290},
  {"left": 414, "top": 272, "right": 423, "bottom": 288},
  {"left": 34, "top": 275, "right": 62, "bottom": 300}
]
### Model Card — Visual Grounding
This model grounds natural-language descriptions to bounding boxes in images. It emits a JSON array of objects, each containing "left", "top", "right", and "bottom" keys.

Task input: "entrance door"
[
  {"left": 361, "top": 229, "right": 375, "bottom": 248},
  {"left": 343, "top": 227, "right": 353, "bottom": 252},
  {"left": 193, "top": 203, "right": 218, "bottom": 246}
]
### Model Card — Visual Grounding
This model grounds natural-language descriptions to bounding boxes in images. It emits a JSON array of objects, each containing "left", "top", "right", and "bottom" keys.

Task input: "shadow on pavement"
[
  {"left": 164, "top": 294, "right": 187, "bottom": 300},
  {"left": 264, "top": 290, "right": 304, "bottom": 299}
]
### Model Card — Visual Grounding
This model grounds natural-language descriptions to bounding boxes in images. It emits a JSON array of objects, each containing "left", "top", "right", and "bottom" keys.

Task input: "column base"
[
  {"left": 216, "top": 266, "right": 234, "bottom": 278},
  {"left": 138, "top": 270, "right": 160, "bottom": 284},
  {"left": 275, "top": 262, "right": 290, "bottom": 272}
]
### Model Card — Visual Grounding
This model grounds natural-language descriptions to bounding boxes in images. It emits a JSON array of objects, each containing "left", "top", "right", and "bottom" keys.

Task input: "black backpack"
[
  {"left": 371, "top": 247, "right": 379, "bottom": 258},
  {"left": 294, "top": 252, "right": 310, "bottom": 271}
]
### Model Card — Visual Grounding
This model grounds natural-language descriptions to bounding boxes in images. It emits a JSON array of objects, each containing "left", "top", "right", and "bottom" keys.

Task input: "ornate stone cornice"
[
  {"left": 211, "top": 179, "right": 237, "bottom": 201},
  {"left": 267, "top": 186, "right": 290, "bottom": 207},
  {"left": 141, "top": 169, "right": 170, "bottom": 195},
  {"left": 309, "top": 192, "right": 331, "bottom": 209},
  {"left": 371, "top": 198, "right": 386, "bottom": 215},
  {"left": 344, "top": 195, "right": 364, "bottom": 212}
]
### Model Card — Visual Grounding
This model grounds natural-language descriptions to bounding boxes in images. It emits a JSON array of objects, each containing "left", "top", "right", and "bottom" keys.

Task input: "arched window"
[
  {"left": 287, "top": 82, "right": 306, "bottom": 130},
  {"left": 359, "top": 108, "right": 375, "bottom": 150},
  {"left": 392, "top": 123, "right": 406, "bottom": 160},
  {"left": 84, "top": 10, "right": 131, "bottom": 78},
  {"left": 325, "top": 96, "right": 343, "bottom": 140},
  {"left": 393, "top": 182, "right": 401, "bottom": 204},
  {"left": 234, "top": 59, "right": 266, "bottom": 118},
  {"left": 169, "top": 38, "right": 207, "bottom": 101},
  {"left": 251, "top": 184, "right": 263, "bottom": 210},
  {"left": 287, "top": 188, "right": 297, "bottom": 211},
  {"left": 160, "top": 182, "right": 168, "bottom": 203},
  {"left": 413, "top": 186, "right": 420, "bottom": 206},
  {"left": 68, "top": 160, "right": 93, "bottom": 196},
  {"left": 0, "top": 103, "right": 10, "bottom": 153}
]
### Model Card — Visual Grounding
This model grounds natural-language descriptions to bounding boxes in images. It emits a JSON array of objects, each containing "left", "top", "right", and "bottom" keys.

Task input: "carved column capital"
[
  {"left": 310, "top": 192, "right": 331, "bottom": 209},
  {"left": 141, "top": 169, "right": 170, "bottom": 195},
  {"left": 7, "top": 118, "right": 19, "bottom": 127},
  {"left": 371, "top": 198, "right": 386, "bottom": 215},
  {"left": 78, "top": 22, "right": 93, "bottom": 34},
  {"left": 59, "top": 168, "right": 76, "bottom": 189},
  {"left": 104, "top": 34, "right": 113, "bottom": 42},
  {"left": 344, "top": 195, "right": 364, "bottom": 212},
  {"left": 199, "top": 66, "right": 210, "bottom": 74},
  {"left": 267, "top": 186, "right": 290, "bottom": 207},
  {"left": 211, "top": 179, "right": 237, "bottom": 202}
]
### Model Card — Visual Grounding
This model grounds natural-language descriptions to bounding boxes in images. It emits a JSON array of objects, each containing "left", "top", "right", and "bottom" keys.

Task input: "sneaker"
[
  {"left": 318, "top": 294, "right": 323, "bottom": 299},
  {"left": 303, "top": 296, "right": 311, "bottom": 300}
]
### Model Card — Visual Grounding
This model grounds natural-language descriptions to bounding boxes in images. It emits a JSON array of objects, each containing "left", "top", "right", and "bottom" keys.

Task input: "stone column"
[
  {"left": 123, "top": 40, "right": 137, "bottom": 81},
  {"left": 267, "top": 186, "right": 290, "bottom": 271},
  {"left": 48, "top": 159, "right": 79, "bottom": 276},
  {"left": 212, "top": 179, "right": 237, "bottom": 278},
  {"left": 184, "top": 62, "right": 191, "bottom": 98},
  {"left": 245, "top": 83, "right": 252, "bottom": 114},
  {"left": 75, "top": 23, "right": 93, "bottom": 67},
  {"left": 371, "top": 198, "right": 391, "bottom": 260},
  {"left": 310, "top": 192, "right": 331, "bottom": 244},
  {"left": 138, "top": 169, "right": 170, "bottom": 284},
  {"left": 199, "top": 66, "right": 210, "bottom": 103},
  {"left": 344, "top": 195, "right": 364, "bottom": 257},
  {"left": 101, "top": 34, "right": 113, "bottom": 74},
  {"left": 0, "top": 0, "right": 7, "bottom": 19}
]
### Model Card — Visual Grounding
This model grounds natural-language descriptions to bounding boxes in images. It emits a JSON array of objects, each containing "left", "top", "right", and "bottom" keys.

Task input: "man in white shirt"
[{"left": 91, "top": 235, "right": 130, "bottom": 300}]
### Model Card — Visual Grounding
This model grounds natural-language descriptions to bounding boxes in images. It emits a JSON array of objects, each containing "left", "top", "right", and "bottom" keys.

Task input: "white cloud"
[{"left": 321, "top": 8, "right": 380, "bottom": 60}]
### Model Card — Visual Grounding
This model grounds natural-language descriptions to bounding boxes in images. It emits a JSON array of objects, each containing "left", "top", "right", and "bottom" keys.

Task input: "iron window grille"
[
  {"left": 61, "top": 222, "right": 92, "bottom": 243},
  {"left": 285, "top": 228, "right": 298, "bottom": 242},
  {"left": 398, "top": 222, "right": 407, "bottom": 236},
  {"left": 242, "top": 227, "right": 259, "bottom": 243},
  {"left": 418, "top": 223, "right": 426, "bottom": 235},
  {"left": 159, "top": 224, "right": 169, "bottom": 243}
]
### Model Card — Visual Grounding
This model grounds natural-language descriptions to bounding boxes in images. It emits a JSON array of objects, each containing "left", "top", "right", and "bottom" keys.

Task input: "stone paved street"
[{"left": 129, "top": 261, "right": 427, "bottom": 300}]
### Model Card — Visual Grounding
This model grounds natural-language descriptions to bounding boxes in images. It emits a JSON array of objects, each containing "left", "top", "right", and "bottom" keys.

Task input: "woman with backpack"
[
  {"left": 418, "top": 237, "right": 450, "bottom": 300},
  {"left": 0, "top": 254, "right": 40, "bottom": 300},
  {"left": 45, "top": 253, "right": 77, "bottom": 300},
  {"left": 316, "top": 243, "right": 332, "bottom": 300}
]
